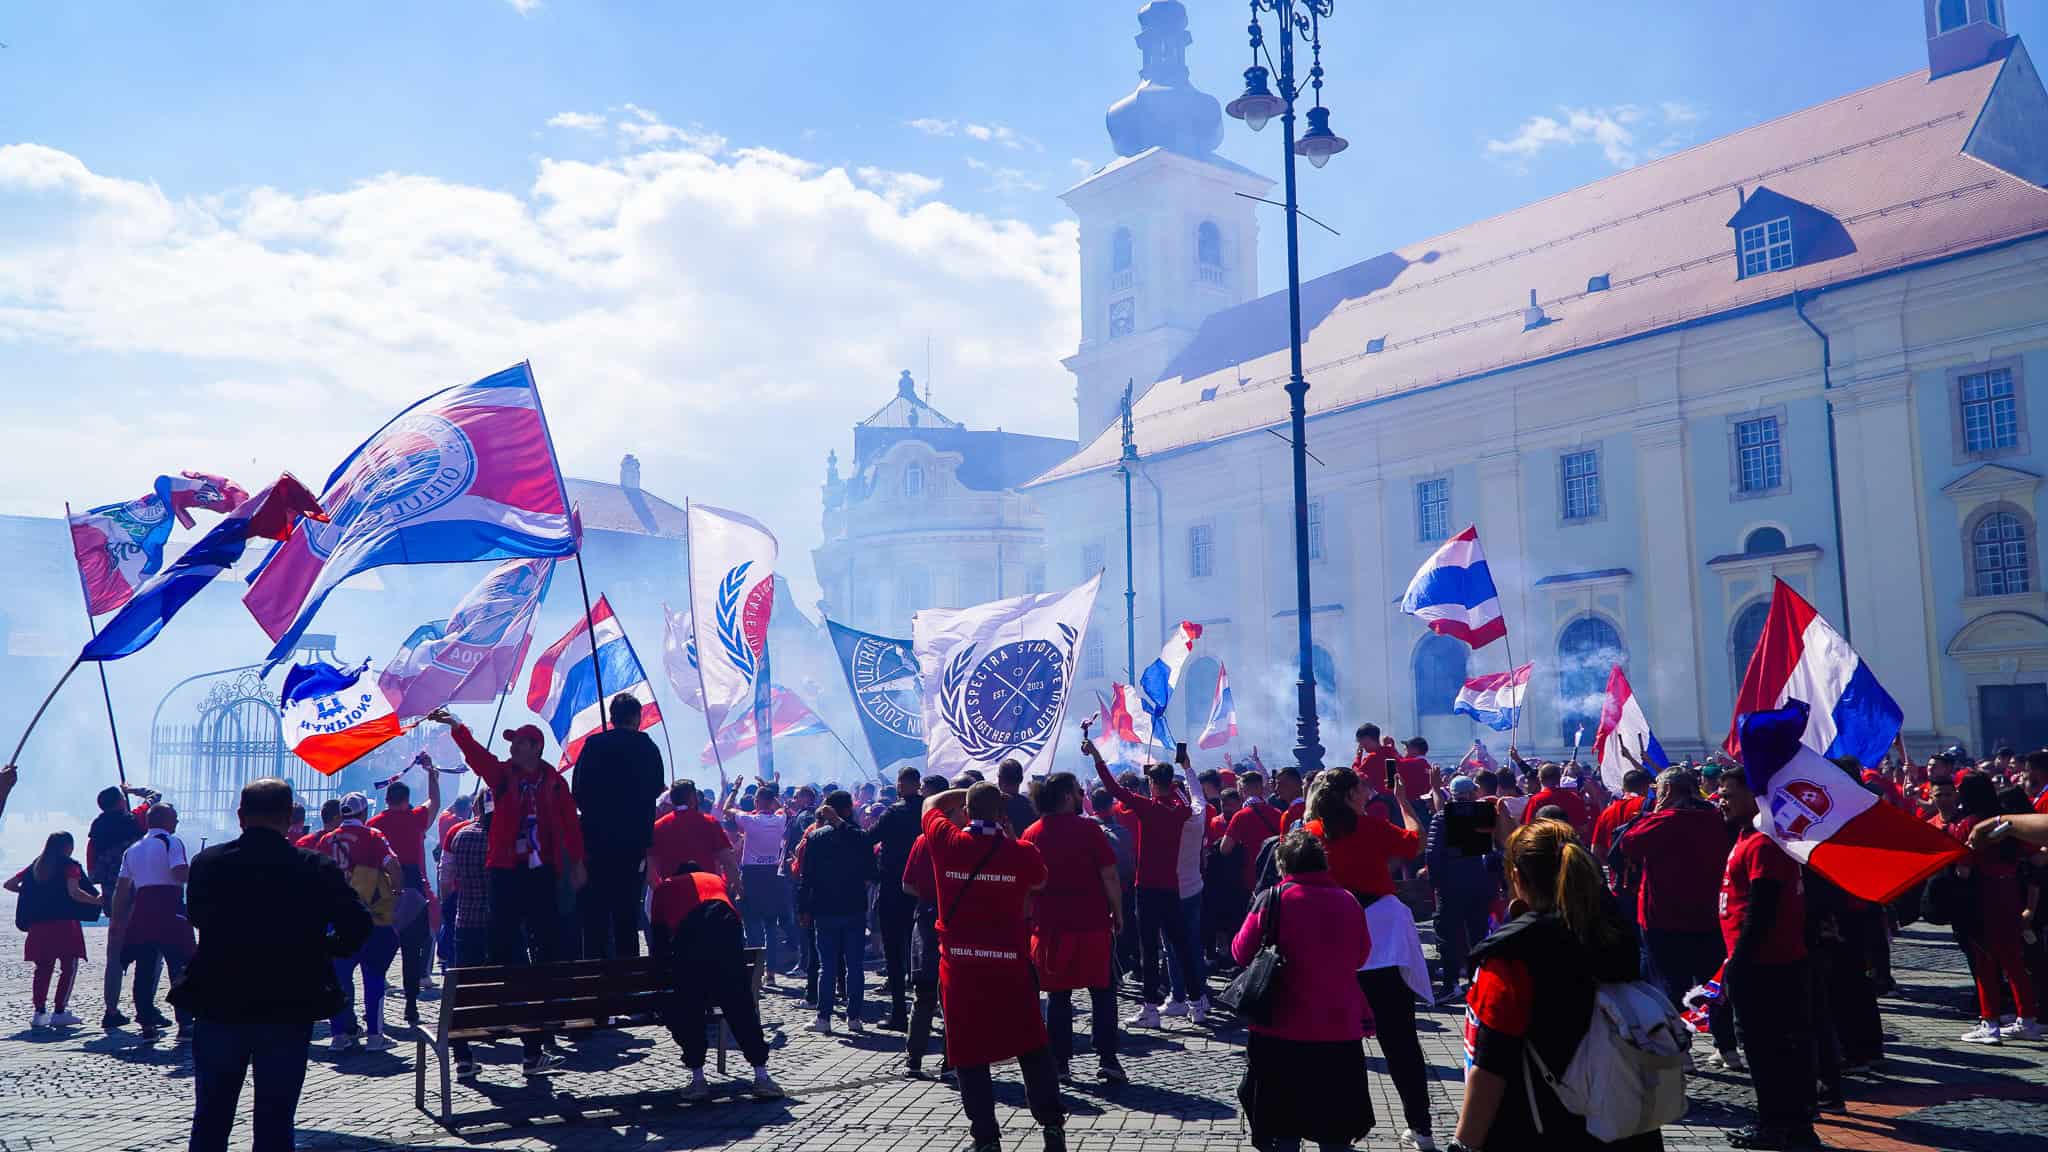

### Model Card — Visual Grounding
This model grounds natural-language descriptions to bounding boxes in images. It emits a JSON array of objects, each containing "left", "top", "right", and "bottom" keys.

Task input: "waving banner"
[
  {"left": 380, "top": 558, "right": 553, "bottom": 720},
  {"left": 828, "top": 620, "right": 926, "bottom": 772},
  {"left": 914, "top": 575, "right": 1099, "bottom": 780},
  {"left": 68, "top": 472, "right": 249, "bottom": 615},
  {"left": 686, "top": 504, "right": 778, "bottom": 745},
  {"left": 243, "top": 363, "right": 575, "bottom": 665}
]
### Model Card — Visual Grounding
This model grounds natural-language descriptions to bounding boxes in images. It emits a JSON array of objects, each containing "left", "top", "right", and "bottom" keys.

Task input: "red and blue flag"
[
  {"left": 244, "top": 363, "right": 574, "bottom": 664},
  {"left": 527, "top": 595, "right": 661, "bottom": 769}
]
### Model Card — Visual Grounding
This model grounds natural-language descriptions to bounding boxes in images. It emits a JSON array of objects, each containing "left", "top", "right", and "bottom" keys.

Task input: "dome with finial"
[{"left": 1105, "top": 0, "right": 1223, "bottom": 158}]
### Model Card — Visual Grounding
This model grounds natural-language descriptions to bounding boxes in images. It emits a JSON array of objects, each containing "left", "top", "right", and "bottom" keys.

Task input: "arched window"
[
  {"left": 1312, "top": 645, "right": 1338, "bottom": 696},
  {"left": 1197, "top": 221, "right": 1222, "bottom": 272},
  {"left": 1731, "top": 600, "right": 1771, "bottom": 689},
  {"left": 1111, "top": 227, "right": 1134, "bottom": 274},
  {"left": 1558, "top": 616, "right": 1625, "bottom": 742},
  {"left": 1973, "top": 508, "right": 2031, "bottom": 595},
  {"left": 1744, "top": 526, "right": 1786, "bottom": 555},
  {"left": 1182, "top": 656, "right": 1222, "bottom": 736},
  {"left": 903, "top": 463, "right": 925, "bottom": 498},
  {"left": 1414, "top": 634, "right": 1468, "bottom": 717}
]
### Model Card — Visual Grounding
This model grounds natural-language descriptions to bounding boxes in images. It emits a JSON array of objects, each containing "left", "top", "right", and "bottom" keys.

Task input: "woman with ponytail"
[{"left": 1449, "top": 819, "right": 1663, "bottom": 1152}]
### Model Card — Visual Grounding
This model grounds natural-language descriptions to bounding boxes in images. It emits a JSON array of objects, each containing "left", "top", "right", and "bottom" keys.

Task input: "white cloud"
[
  {"left": 611, "top": 104, "right": 724, "bottom": 153},
  {"left": 906, "top": 118, "right": 957, "bottom": 137},
  {"left": 505, "top": 0, "right": 541, "bottom": 13},
  {"left": 963, "top": 156, "right": 1044, "bottom": 197},
  {"left": 1484, "top": 101, "right": 1700, "bottom": 171},
  {"left": 908, "top": 117, "right": 1039, "bottom": 152},
  {"left": 546, "top": 111, "right": 607, "bottom": 134},
  {"left": 0, "top": 131, "right": 1079, "bottom": 610},
  {"left": 853, "top": 166, "right": 943, "bottom": 207}
]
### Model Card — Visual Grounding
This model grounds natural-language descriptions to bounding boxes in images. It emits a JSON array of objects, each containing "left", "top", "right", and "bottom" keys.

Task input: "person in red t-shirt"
[
  {"left": 1089, "top": 745, "right": 1195, "bottom": 1027},
  {"left": 369, "top": 759, "right": 441, "bottom": 1025},
  {"left": 1352, "top": 724, "right": 1391, "bottom": 790},
  {"left": 1020, "top": 771, "right": 1125, "bottom": 1084},
  {"left": 297, "top": 798, "right": 340, "bottom": 851},
  {"left": 1304, "top": 767, "right": 1435, "bottom": 1145},
  {"left": 1219, "top": 770, "right": 1286, "bottom": 889},
  {"left": 1716, "top": 770, "right": 1817, "bottom": 1148},
  {"left": 320, "top": 796, "right": 405, "bottom": 1050},
  {"left": 1591, "top": 769, "right": 1649, "bottom": 863},
  {"left": 1621, "top": 768, "right": 1735, "bottom": 1057},
  {"left": 649, "top": 867, "right": 782, "bottom": 1100},
  {"left": 649, "top": 781, "right": 740, "bottom": 896},
  {"left": 1949, "top": 773, "right": 2040, "bottom": 1042},
  {"left": 922, "top": 784, "right": 1062, "bottom": 1151},
  {"left": 1272, "top": 765, "right": 1306, "bottom": 832},
  {"left": 1521, "top": 762, "right": 1591, "bottom": 833}
]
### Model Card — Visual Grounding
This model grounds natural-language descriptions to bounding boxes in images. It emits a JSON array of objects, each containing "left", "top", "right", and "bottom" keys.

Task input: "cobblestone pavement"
[{"left": 0, "top": 922, "right": 2041, "bottom": 1151}]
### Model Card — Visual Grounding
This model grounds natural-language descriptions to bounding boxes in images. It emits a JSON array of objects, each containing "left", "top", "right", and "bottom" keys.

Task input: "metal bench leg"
[
  {"left": 440, "top": 1048, "right": 452, "bottom": 1122},
  {"left": 415, "top": 1037, "right": 426, "bottom": 1110},
  {"left": 717, "top": 1017, "right": 729, "bottom": 1076}
]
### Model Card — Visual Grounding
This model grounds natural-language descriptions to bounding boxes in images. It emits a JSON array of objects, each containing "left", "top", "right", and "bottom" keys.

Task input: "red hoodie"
[{"left": 451, "top": 724, "right": 585, "bottom": 872}]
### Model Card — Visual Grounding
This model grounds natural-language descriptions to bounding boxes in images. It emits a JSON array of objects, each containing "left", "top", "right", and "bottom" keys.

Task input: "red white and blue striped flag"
[
  {"left": 1400, "top": 525, "right": 1506, "bottom": 649},
  {"left": 526, "top": 595, "right": 662, "bottom": 769}
]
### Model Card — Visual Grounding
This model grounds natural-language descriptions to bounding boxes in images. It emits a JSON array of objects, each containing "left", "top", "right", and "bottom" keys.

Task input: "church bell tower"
[{"left": 1062, "top": 1, "right": 1273, "bottom": 446}]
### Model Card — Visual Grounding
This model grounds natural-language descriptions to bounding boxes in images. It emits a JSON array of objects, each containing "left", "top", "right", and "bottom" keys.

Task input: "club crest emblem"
[
  {"left": 714, "top": 561, "right": 774, "bottom": 681},
  {"left": 308, "top": 412, "right": 477, "bottom": 559},
  {"left": 1770, "top": 778, "right": 1834, "bottom": 840},
  {"left": 850, "top": 636, "right": 923, "bottom": 741},
  {"left": 940, "top": 624, "right": 1077, "bottom": 763}
]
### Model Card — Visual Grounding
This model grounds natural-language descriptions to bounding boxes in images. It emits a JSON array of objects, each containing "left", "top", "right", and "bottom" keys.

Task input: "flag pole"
[
  {"left": 569, "top": 504, "right": 608, "bottom": 734},
  {"left": 616, "top": 624, "right": 680, "bottom": 781},
  {"left": 1501, "top": 631, "right": 1519, "bottom": 750},
  {"left": 64, "top": 503, "right": 129, "bottom": 786},
  {"left": 10, "top": 658, "right": 82, "bottom": 768},
  {"left": 684, "top": 499, "right": 731, "bottom": 787}
]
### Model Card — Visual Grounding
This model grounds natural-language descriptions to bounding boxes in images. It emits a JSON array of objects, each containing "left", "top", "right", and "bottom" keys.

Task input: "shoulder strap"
[{"left": 943, "top": 839, "right": 1004, "bottom": 924}]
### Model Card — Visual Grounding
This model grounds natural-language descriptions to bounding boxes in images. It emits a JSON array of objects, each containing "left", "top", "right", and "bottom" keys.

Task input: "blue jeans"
[
  {"left": 739, "top": 866, "right": 795, "bottom": 971},
  {"left": 1177, "top": 893, "right": 1209, "bottom": 996},
  {"left": 330, "top": 926, "right": 399, "bottom": 1037},
  {"left": 814, "top": 913, "right": 866, "bottom": 1021},
  {"left": 189, "top": 1017, "right": 314, "bottom": 1152}
]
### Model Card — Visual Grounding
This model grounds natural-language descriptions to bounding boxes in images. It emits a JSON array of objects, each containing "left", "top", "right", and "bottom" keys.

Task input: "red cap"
[{"left": 504, "top": 724, "right": 546, "bottom": 747}]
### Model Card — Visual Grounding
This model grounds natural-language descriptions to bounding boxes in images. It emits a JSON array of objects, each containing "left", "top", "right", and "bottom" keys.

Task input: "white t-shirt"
[
  {"left": 119, "top": 829, "right": 188, "bottom": 888},
  {"left": 733, "top": 811, "right": 786, "bottom": 868}
]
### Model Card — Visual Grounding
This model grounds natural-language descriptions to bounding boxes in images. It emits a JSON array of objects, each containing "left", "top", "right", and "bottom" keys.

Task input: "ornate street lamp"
[{"left": 1226, "top": 0, "right": 1346, "bottom": 773}]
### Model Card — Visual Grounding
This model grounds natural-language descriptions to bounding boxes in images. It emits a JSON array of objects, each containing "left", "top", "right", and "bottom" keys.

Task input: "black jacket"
[
  {"left": 571, "top": 727, "right": 666, "bottom": 860},
  {"left": 796, "top": 821, "right": 874, "bottom": 917},
  {"left": 169, "top": 827, "right": 372, "bottom": 1025},
  {"left": 871, "top": 798, "right": 923, "bottom": 900}
]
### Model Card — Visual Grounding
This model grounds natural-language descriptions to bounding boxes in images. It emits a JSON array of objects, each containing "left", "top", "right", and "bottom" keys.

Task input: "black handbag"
[{"left": 1216, "top": 881, "right": 1288, "bottom": 1024}]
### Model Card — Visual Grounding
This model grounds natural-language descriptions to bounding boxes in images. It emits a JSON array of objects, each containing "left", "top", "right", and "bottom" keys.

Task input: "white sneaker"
[
  {"left": 362, "top": 1033, "right": 397, "bottom": 1051},
  {"left": 808, "top": 1014, "right": 833, "bottom": 1035},
  {"left": 1125, "top": 1004, "right": 1160, "bottom": 1029},
  {"left": 1400, "top": 1131, "right": 1438, "bottom": 1152},
  {"left": 48, "top": 1010, "right": 81, "bottom": 1028},
  {"left": 1160, "top": 999, "right": 1189, "bottom": 1019},
  {"left": 2007, "top": 1017, "right": 2044, "bottom": 1041},
  {"left": 1960, "top": 1020, "right": 2004, "bottom": 1045},
  {"left": 847, "top": 1014, "right": 865, "bottom": 1035},
  {"left": 1189, "top": 996, "right": 1211, "bottom": 1025},
  {"left": 31, "top": 1011, "right": 50, "bottom": 1029},
  {"left": 330, "top": 1032, "right": 359, "bottom": 1052},
  {"left": 750, "top": 1067, "right": 784, "bottom": 1099},
  {"left": 1704, "top": 1048, "right": 1745, "bottom": 1071}
]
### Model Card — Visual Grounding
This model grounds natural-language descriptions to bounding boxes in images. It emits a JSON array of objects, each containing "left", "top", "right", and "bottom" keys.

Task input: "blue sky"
[{"left": 1, "top": 0, "right": 2039, "bottom": 600}]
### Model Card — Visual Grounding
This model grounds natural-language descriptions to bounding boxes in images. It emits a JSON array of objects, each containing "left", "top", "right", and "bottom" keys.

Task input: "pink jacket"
[{"left": 1231, "top": 870, "right": 1372, "bottom": 1041}]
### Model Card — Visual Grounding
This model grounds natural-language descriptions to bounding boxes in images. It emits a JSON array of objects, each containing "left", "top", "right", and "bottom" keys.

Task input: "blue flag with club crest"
[{"left": 828, "top": 620, "right": 927, "bottom": 772}]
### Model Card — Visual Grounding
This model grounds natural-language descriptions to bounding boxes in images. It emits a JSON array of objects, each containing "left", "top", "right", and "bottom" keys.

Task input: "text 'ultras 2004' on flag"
[{"left": 243, "top": 363, "right": 576, "bottom": 665}]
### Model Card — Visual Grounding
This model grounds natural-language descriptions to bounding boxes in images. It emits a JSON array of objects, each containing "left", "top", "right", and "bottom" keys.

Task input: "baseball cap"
[
  {"left": 339, "top": 792, "right": 371, "bottom": 819},
  {"left": 1448, "top": 775, "right": 1478, "bottom": 799},
  {"left": 504, "top": 724, "right": 546, "bottom": 747}
]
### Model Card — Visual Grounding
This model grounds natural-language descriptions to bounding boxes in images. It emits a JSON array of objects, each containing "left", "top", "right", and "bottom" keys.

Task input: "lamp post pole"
[
  {"left": 1228, "top": 0, "right": 1345, "bottom": 774},
  {"left": 1119, "top": 381, "right": 1138, "bottom": 685}
]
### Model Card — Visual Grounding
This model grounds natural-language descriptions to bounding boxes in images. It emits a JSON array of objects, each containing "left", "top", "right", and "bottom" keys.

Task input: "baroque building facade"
[{"left": 1027, "top": 0, "right": 2048, "bottom": 760}]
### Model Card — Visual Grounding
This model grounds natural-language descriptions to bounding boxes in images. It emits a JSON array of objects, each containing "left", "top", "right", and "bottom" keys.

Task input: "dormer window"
[
  {"left": 903, "top": 464, "right": 925, "bottom": 498},
  {"left": 1739, "top": 217, "right": 1794, "bottom": 277}
]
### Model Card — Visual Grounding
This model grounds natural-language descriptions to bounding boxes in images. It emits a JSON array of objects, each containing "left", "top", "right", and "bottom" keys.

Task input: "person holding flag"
[{"left": 429, "top": 707, "right": 584, "bottom": 1077}]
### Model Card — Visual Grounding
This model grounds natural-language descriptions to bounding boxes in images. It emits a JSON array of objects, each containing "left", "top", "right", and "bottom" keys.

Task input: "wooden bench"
[{"left": 418, "top": 946, "right": 764, "bottom": 1121}]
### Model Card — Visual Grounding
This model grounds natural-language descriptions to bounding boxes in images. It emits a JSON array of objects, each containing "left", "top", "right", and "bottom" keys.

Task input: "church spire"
[{"left": 1105, "top": 1, "right": 1224, "bottom": 158}]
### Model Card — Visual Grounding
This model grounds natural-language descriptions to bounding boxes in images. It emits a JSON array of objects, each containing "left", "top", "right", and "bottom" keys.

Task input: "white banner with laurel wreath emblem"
[
  {"left": 912, "top": 574, "right": 1100, "bottom": 780},
  {"left": 686, "top": 504, "right": 778, "bottom": 743}
]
